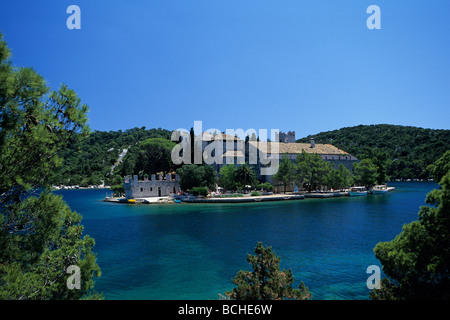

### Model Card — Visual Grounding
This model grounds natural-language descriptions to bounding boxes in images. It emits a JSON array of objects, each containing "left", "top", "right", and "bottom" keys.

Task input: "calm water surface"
[{"left": 56, "top": 181, "right": 438, "bottom": 300}]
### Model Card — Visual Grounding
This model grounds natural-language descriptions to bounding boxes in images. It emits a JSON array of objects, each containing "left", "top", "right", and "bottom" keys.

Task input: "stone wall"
[{"left": 124, "top": 174, "right": 181, "bottom": 199}]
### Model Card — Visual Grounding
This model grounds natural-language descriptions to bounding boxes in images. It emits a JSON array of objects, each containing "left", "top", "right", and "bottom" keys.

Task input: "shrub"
[
  {"left": 220, "top": 193, "right": 244, "bottom": 198},
  {"left": 190, "top": 186, "right": 208, "bottom": 197},
  {"left": 251, "top": 191, "right": 261, "bottom": 196},
  {"left": 256, "top": 182, "right": 273, "bottom": 192}
]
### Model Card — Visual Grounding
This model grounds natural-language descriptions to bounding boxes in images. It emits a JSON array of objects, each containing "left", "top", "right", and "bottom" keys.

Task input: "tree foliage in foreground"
[
  {"left": 0, "top": 193, "right": 100, "bottom": 299},
  {"left": 225, "top": 242, "right": 311, "bottom": 300},
  {"left": 371, "top": 150, "right": 450, "bottom": 299},
  {"left": 0, "top": 33, "right": 101, "bottom": 299}
]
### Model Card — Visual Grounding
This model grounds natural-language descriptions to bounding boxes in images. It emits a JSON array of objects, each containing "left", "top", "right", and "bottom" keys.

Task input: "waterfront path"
[
  {"left": 104, "top": 191, "right": 350, "bottom": 204},
  {"left": 181, "top": 194, "right": 306, "bottom": 203},
  {"left": 179, "top": 191, "right": 349, "bottom": 203}
]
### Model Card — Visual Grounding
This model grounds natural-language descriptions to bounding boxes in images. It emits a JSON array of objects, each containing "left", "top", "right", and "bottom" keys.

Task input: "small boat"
[
  {"left": 173, "top": 199, "right": 182, "bottom": 203},
  {"left": 117, "top": 198, "right": 136, "bottom": 203},
  {"left": 348, "top": 186, "right": 368, "bottom": 196},
  {"left": 371, "top": 185, "right": 389, "bottom": 194}
]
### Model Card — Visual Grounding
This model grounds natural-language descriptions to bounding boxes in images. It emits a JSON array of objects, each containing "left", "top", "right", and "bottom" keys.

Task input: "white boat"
[
  {"left": 348, "top": 186, "right": 368, "bottom": 196},
  {"left": 371, "top": 185, "right": 388, "bottom": 194},
  {"left": 370, "top": 184, "right": 395, "bottom": 194},
  {"left": 370, "top": 185, "right": 388, "bottom": 194}
]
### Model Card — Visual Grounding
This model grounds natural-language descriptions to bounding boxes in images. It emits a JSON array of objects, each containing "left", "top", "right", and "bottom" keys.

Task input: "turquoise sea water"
[{"left": 56, "top": 181, "right": 438, "bottom": 300}]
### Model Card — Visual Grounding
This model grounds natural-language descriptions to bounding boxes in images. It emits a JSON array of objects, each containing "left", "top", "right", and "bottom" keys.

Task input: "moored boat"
[
  {"left": 117, "top": 198, "right": 136, "bottom": 203},
  {"left": 371, "top": 185, "right": 388, "bottom": 194},
  {"left": 370, "top": 184, "right": 395, "bottom": 194},
  {"left": 348, "top": 186, "right": 368, "bottom": 196}
]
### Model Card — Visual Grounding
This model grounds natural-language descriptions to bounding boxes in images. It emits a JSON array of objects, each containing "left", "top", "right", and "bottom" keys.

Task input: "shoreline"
[
  {"left": 54, "top": 186, "right": 111, "bottom": 190},
  {"left": 102, "top": 191, "right": 352, "bottom": 204},
  {"left": 181, "top": 194, "right": 307, "bottom": 203},
  {"left": 102, "top": 185, "right": 401, "bottom": 204}
]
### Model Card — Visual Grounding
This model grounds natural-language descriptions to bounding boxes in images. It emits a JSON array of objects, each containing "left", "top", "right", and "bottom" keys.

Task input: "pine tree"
[
  {"left": 273, "top": 154, "right": 295, "bottom": 193},
  {"left": 371, "top": 150, "right": 450, "bottom": 299},
  {"left": 0, "top": 33, "right": 101, "bottom": 299},
  {"left": 353, "top": 159, "right": 379, "bottom": 188},
  {"left": 225, "top": 242, "right": 311, "bottom": 300}
]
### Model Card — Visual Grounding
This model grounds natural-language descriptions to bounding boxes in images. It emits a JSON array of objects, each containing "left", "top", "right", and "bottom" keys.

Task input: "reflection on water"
[{"left": 57, "top": 181, "right": 437, "bottom": 300}]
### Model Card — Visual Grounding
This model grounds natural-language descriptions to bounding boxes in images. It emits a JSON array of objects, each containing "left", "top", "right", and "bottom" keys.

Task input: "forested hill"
[
  {"left": 296, "top": 124, "right": 450, "bottom": 180},
  {"left": 54, "top": 124, "right": 450, "bottom": 186},
  {"left": 53, "top": 127, "right": 172, "bottom": 186}
]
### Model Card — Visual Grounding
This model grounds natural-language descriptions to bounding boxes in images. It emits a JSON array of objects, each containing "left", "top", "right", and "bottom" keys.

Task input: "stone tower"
[{"left": 278, "top": 131, "right": 295, "bottom": 143}]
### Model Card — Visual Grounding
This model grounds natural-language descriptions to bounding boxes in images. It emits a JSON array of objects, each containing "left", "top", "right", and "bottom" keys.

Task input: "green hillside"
[
  {"left": 52, "top": 127, "right": 172, "bottom": 186},
  {"left": 53, "top": 124, "right": 450, "bottom": 186},
  {"left": 296, "top": 124, "right": 450, "bottom": 180}
]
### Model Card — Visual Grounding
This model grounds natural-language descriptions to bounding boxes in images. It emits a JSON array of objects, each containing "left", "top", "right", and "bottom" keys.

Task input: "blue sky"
[{"left": 1, "top": 0, "right": 449, "bottom": 138}]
